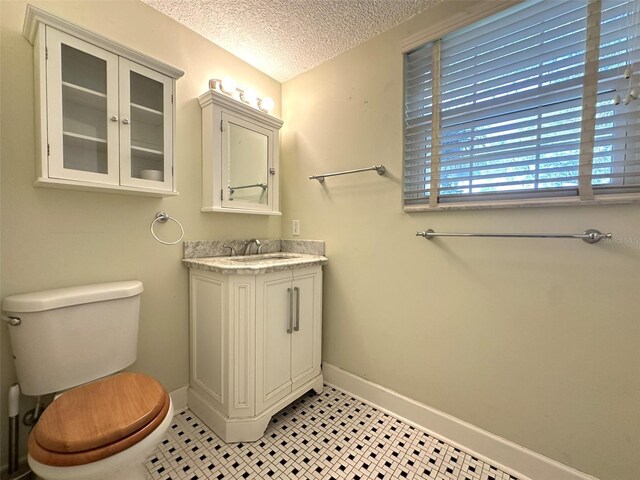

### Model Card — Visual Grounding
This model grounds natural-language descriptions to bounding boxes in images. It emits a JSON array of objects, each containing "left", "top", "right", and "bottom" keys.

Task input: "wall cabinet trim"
[{"left": 23, "top": 5, "right": 183, "bottom": 78}]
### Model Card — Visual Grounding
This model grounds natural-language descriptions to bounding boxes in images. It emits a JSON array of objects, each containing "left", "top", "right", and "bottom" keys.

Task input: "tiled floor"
[{"left": 146, "top": 386, "right": 518, "bottom": 480}]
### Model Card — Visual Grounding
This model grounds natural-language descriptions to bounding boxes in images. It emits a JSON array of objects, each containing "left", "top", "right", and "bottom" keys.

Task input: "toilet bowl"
[
  {"left": 29, "top": 404, "right": 173, "bottom": 480},
  {"left": 27, "top": 372, "right": 173, "bottom": 480},
  {"left": 2, "top": 281, "right": 171, "bottom": 480}
]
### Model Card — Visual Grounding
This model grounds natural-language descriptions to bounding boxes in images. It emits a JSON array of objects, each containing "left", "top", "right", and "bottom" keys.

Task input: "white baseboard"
[
  {"left": 169, "top": 385, "right": 189, "bottom": 412},
  {"left": 322, "top": 363, "right": 598, "bottom": 480}
]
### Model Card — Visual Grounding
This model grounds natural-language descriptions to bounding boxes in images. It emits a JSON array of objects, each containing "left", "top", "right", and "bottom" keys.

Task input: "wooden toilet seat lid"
[
  {"left": 28, "top": 389, "right": 170, "bottom": 467},
  {"left": 34, "top": 372, "right": 167, "bottom": 453}
]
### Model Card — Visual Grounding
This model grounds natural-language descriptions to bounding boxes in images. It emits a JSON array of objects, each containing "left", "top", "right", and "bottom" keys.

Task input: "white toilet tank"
[{"left": 2, "top": 281, "right": 144, "bottom": 396}]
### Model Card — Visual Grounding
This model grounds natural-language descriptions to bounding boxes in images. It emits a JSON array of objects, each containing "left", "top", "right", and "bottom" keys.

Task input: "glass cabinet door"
[
  {"left": 221, "top": 113, "right": 274, "bottom": 212},
  {"left": 45, "top": 27, "right": 120, "bottom": 184},
  {"left": 118, "top": 59, "right": 173, "bottom": 191}
]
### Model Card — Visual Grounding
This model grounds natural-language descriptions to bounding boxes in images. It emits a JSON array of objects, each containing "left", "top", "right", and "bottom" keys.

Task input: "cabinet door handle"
[
  {"left": 110, "top": 115, "right": 119, "bottom": 122},
  {"left": 287, "top": 288, "right": 293, "bottom": 334},
  {"left": 122, "top": 117, "right": 131, "bottom": 125},
  {"left": 293, "top": 287, "right": 300, "bottom": 332}
]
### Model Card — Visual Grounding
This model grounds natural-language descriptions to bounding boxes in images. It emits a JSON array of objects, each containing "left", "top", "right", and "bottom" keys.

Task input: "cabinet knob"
[
  {"left": 122, "top": 117, "right": 131, "bottom": 125},
  {"left": 110, "top": 115, "right": 119, "bottom": 122}
]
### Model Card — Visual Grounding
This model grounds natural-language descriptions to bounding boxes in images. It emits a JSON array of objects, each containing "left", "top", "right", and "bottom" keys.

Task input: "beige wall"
[
  {"left": 281, "top": 2, "right": 640, "bottom": 480},
  {"left": 0, "top": 0, "right": 281, "bottom": 466},
  {"left": 2, "top": 1, "right": 639, "bottom": 479}
]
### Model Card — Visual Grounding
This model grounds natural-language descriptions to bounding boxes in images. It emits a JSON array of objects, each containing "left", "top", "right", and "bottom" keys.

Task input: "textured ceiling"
[{"left": 142, "top": 0, "right": 439, "bottom": 82}]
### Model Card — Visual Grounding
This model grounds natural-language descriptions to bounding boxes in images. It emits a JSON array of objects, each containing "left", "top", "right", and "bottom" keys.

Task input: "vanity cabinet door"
[
  {"left": 255, "top": 272, "right": 293, "bottom": 412},
  {"left": 255, "top": 267, "right": 322, "bottom": 414},
  {"left": 45, "top": 27, "right": 120, "bottom": 185},
  {"left": 290, "top": 270, "right": 322, "bottom": 391}
]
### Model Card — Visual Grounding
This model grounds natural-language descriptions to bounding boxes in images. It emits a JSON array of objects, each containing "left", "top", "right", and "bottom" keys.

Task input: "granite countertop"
[
  {"left": 182, "top": 239, "right": 327, "bottom": 275},
  {"left": 183, "top": 252, "right": 328, "bottom": 275}
]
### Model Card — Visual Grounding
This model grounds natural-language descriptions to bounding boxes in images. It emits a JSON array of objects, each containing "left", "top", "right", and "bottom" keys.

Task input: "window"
[{"left": 403, "top": 0, "right": 640, "bottom": 209}]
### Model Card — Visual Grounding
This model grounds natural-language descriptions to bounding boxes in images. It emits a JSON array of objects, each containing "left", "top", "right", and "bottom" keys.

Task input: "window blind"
[{"left": 403, "top": 0, "right": 640, "bottom": 208}]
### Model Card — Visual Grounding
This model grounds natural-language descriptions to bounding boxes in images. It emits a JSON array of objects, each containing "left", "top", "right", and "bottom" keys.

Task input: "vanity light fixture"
[{"left": 208, "top": 78, "right": 275, "bottom": 114}]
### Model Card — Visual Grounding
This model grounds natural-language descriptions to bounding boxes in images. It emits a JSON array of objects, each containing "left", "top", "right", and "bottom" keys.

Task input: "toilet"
[{"left": 2, "top": 281, "right": 173, "bottom": 480}]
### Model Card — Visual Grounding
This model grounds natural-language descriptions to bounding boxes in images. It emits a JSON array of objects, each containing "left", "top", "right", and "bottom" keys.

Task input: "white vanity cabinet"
[
  {"left": 24, "top": 6, "right": 183, "bottom": 196},
  {"left": 188, "top": 265, "right": 323, "bottom": 443}
]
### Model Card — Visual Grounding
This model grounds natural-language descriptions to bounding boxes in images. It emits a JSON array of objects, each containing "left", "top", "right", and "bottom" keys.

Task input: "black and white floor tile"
[{"left": 146, "top": 387, "right": 519, "bottom": 480}]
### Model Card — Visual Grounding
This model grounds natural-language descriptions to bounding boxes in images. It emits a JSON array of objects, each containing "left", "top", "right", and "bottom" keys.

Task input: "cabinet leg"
[{"left": 311, "top": 375, "right": 324, "bottom": 396}]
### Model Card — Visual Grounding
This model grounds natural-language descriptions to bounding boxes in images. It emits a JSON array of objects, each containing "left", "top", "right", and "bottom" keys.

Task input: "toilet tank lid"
[{"left": 2, "top": 281, "right": 144, "bottom": 313}]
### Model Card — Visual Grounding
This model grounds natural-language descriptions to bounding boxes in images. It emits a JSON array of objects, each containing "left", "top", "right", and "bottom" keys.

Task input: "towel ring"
[{"left": 150, "top": 212, "right": 184, "bottom": 245}]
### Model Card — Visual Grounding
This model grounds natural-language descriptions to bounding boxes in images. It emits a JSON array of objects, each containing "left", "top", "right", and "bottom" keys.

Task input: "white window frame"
[{"left": 402, "top": 0, "right": 640, "bottom": 212}]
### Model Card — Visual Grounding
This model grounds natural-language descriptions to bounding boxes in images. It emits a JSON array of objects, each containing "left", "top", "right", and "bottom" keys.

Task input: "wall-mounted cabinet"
[
  {"left": 24, "top": 5, "right": 184, "bottom": 196},
  {"left": 199, "top": 90, "right": 283, "bottom": 215}
]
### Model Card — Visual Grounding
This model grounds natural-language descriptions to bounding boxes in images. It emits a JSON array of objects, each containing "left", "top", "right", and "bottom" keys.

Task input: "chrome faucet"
[
  {"left": 222, "top": 244, "right": 237, "bottom": 256},
  {"left": 243, "top": 239, "right": 263, "bottom": 255}
]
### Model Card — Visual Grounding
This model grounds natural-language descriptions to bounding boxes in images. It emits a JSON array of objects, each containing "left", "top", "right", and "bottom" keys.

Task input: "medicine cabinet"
[
  {"left": 23, "top": 5, "right": 184, "bottom": 196},
  {"left": 199, "top": 90, "right": 283, "bottom": 215}
]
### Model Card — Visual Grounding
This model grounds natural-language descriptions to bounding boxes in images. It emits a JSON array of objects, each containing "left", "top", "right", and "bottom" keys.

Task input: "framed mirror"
[{"left": 199, "top": 89, "right": 283, "bottom": 215}]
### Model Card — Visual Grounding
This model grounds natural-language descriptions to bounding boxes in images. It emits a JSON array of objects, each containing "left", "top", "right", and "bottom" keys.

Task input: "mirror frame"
[{"left": 199, "top": 89, "right": 283, "bottom": 215}]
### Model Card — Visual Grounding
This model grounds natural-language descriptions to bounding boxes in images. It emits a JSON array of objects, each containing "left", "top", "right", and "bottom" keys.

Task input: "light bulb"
[
  {"left": 260, "top": 96, "right": 275, "bottom": 113},
  {"left": 241, "top": 88, "right": 258, "bottom": 106},
  {"left": 220, "top": 77, "right": 237, "bottom": 94}
]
